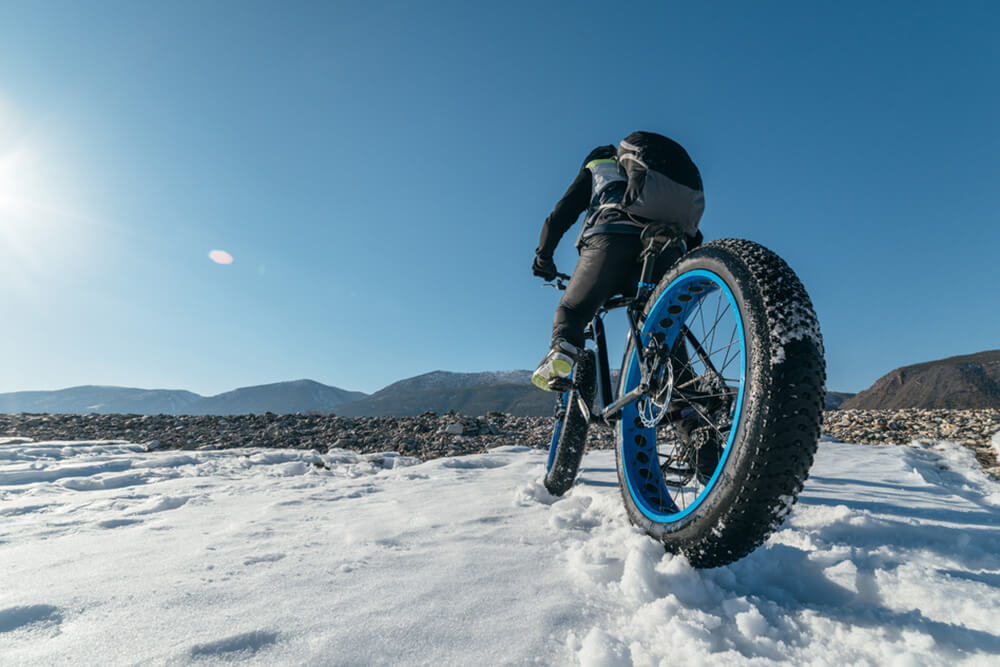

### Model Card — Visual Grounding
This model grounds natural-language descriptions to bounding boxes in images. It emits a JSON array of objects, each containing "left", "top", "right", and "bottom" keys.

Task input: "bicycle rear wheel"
[{"left": 616, "top": 239, "right": 825, "bottom": 567}]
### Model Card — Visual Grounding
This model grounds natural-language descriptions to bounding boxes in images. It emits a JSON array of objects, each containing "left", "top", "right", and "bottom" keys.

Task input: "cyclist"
[{"left": 531, "top": 134, "right": 704, "bottom": 391}]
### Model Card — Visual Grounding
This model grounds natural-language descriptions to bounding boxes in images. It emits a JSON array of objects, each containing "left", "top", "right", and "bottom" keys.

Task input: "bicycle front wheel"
[
  {"left": 544, "top": 350, "right": 596, "bottom": 496},
  {"left": 615, "top": 238, "right": 825, "bottom": 568}
]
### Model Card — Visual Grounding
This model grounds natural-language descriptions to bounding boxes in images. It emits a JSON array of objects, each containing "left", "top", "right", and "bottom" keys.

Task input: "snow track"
[{"left": 1, "top": 437, "right": 998, "bottom": 665}]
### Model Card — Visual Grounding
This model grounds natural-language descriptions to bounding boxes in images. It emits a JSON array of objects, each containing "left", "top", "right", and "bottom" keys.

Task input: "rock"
[{"left": 477, "top": 421, "right": 499, "bottom": 436}]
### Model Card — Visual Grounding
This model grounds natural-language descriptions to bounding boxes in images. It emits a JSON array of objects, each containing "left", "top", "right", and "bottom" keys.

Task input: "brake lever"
[{"left": 544, "top": 272, "right": 572, "bottom": 290}]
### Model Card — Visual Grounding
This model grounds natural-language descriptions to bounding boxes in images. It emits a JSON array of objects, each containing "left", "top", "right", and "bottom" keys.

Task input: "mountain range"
[
  {"left": 0, "top": 373, "right": 854, "bottom": 417},
  {"left": 0, "top": 371, "right": 568, "bottom": 417},
  {"left": 0, "top": 380, "right": 365, "bottom": 416},
  {"left": 3, "top": 350, "right": 997, "bottom": 416}
]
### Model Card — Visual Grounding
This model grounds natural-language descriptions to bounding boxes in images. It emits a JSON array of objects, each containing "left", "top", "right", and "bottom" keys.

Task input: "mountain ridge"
[
  {"left": 840, "top": 350, "right": 1000, "bottom": 410},
  {"left": 0, "top": 385, "right": 204, "bottom": 416},
  {"left": 0, "top": 379, "right": 366, "bottom": 416},
  {"left": 335, "top": 370, "right": 549, "bottom": 417},
  {"left": 14, "top": 349, "right": 999, "bottom": 416}
]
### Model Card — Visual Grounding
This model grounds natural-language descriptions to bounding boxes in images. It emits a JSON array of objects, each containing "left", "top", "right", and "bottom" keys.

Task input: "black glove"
[{"left": 532, "top": 254, "right": 557, "bottom": 281}]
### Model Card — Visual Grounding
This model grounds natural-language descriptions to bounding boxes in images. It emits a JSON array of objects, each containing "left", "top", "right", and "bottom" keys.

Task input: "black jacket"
[
  {"left": 536, "top": 140, "right": 702, "bottom": 258},
  {"left": 536, "top": 166, "right": 592, "bottom": 258}
]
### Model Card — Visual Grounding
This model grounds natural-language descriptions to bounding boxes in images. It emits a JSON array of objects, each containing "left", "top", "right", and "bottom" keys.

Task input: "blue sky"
[{"left": 1, "top": 1, "right": 997, "bottom": 396}]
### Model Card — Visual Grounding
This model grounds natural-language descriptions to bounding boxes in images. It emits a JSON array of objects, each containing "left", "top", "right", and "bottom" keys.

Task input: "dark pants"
[{"left": 552, "top": 234, "right": 683, "bottom": 348}]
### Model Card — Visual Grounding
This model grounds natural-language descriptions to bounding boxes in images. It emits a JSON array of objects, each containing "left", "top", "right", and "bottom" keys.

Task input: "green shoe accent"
[
  {"left": 532, "top": 372, "right": 554, "bottom": 392},
  {"left": 532, "top": 344, "right": 578, "bottom": 393}
]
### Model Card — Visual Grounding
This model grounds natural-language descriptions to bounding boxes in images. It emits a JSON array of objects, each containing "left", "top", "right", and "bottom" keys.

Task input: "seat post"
[
  {"left": 635, "top": 221, "right": 682, "bottom": 300},
  {"left": 637, "top": 250, "right": 659, "bottom": 295}
]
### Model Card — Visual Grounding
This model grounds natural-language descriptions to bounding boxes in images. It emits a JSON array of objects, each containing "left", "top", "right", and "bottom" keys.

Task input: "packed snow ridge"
[{"left": 2, "top": 435, "right": 999, "bottom": 665}]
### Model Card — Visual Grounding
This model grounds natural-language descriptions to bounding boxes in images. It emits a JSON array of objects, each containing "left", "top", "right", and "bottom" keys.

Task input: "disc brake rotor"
[{"left": 636, "top": 357, "right": 673, "bottom": 428}]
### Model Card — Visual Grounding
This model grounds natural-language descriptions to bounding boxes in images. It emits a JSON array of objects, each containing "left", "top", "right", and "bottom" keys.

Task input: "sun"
[
  {"left": 0, "top": 141, "right": 90, "bottom": 284},
  {"left": 0, "top": 148, "right": 41, "bottom": 252}
]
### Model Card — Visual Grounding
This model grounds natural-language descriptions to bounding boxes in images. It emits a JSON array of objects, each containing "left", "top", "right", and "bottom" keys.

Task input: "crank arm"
[{"left": 598, "top": 384, "right": 647, "bottom": 423}]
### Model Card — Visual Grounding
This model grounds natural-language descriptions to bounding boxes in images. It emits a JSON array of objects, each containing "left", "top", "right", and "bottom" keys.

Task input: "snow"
[
  {"left": 768, "top": 310, "right": 823, "bottom": 367},
  {"left": 2, "top": 436, "right": 999, "bottom": 665}
]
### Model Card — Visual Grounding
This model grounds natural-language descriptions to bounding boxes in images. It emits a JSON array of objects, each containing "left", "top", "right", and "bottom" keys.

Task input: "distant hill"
[
  {"left": 0, "top": 380, "right": 366, "bottom": 416},
  {"left": 840, "top": 350, "right": 1000, "bottom": 410},
  {"left": 359, "top": 370, "right": 533, "bottom": 395},
  {"left": 188, "top": 379, "right": 366, "bottom": 415},
  {"left": 336, "top": 371, "right": 556, "bottom": 417},
  {"left": 0, "top": 386, "right": 202, "bottom": 415}
]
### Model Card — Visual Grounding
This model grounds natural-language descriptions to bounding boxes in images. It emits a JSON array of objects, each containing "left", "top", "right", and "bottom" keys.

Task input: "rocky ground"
[
  {"left": 2, "top": 409, "right": 998, "bottom": 478},
  {"left": 823, "top": 408, "right": 1000, "bottom": 476}
]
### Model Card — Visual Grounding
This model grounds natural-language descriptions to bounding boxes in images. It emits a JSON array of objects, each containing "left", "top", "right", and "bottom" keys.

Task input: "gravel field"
[{"left": 2, "top": 408, "right": 998, "bottom": 477}]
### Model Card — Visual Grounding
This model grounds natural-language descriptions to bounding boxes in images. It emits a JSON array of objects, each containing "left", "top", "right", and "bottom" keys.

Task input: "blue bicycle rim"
[{"left": 619, "top": 269, "right": 747, "bottom": 523}]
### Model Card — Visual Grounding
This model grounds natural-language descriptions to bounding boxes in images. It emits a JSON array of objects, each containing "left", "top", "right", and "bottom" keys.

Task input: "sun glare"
[
  {"left": 0, "top": 140, "right": 91, "bottom": 288},
  {"left": 0, "top": 146, "right": 44, "bottom": 247}
]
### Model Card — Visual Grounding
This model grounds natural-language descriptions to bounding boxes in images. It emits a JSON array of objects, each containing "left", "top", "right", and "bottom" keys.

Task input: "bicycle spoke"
[
  {"left": 691, "top": 298, "right": 729, "bottom": 360},
  {"left": 702, "top": 338, "right": 740, "bottom": 361},
  {"left": 675, "top": 394, "right": 731, "bottom": 443},
  {"left": 683, "top": 327, "right": 724, "bottom": 380},
  {"left": 676, "top": 389, "right": 737, "bottom": 402},
  {"left": 718, "top": 321, "right": 740, "bottom": 375},
  {"left": 674, "top": 378, "right": 738, "bottom": 401},
  {"left": 708, "top": 292, "right": 723, "bottom": 357},
  {"left": 696, "top": 291, "right": 709, "bottom": 347}
]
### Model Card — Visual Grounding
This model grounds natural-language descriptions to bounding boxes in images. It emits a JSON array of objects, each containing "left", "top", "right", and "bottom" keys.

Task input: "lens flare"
[{"left": 209, "top": 250, "right": 234, "bottom": 265}]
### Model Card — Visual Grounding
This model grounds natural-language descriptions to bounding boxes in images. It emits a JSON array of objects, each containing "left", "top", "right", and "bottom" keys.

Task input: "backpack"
[{"left": 616, "top": 131, "right": 705, "bottom": 238}]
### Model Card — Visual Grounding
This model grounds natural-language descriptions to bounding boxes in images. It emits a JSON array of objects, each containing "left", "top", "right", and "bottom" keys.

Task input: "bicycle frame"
[
  {"left": 577, "top": 297, "right": 629, "bottom": 425},
  {"left": 547, "top": 223, "right": 691, "bottom": 426},
  {"left": 553, "top": 240, "right": 673, "bottom": 427}
]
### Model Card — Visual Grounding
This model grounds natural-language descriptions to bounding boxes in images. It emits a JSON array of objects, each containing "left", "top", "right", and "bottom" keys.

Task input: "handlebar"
[{"left": 546, "top": 272, "right": 572, "bottom": 290}]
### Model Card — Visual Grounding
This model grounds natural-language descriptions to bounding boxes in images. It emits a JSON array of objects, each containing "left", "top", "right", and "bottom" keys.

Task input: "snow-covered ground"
[{"left": 2, "top": 435, "right": 999, "bottom": 666}]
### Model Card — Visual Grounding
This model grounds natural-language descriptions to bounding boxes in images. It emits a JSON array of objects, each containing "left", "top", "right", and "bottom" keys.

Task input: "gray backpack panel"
[{"left": 625, "top": 170, "right": 705, "bottom": 237}]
